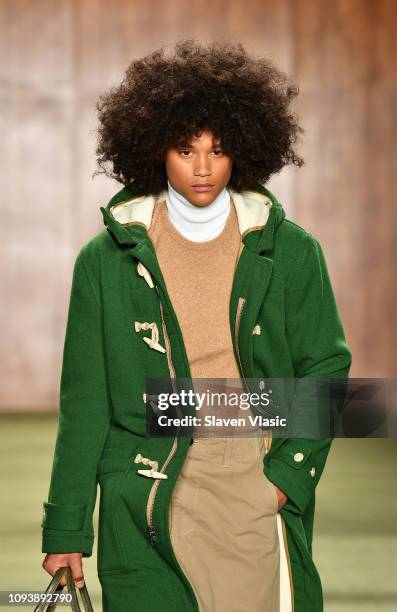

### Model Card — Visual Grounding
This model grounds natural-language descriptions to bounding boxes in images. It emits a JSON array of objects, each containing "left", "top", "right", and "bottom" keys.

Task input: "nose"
[{"left": 193, "top": 153, "right": 212, "bottom": 177}]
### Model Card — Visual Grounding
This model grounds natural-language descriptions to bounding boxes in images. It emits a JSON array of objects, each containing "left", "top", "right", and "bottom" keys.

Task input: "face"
[{"left": 164, "top": 128, "right": 233, "bottom": 207}]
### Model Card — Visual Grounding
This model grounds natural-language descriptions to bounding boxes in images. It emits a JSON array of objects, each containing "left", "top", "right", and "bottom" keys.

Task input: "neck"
[{"left": 166, "top": 180, "right": 230, "bottom": 242}]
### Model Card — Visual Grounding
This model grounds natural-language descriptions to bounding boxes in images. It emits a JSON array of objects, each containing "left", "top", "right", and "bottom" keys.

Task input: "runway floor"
[{"left": 0, "top": 414, "right": 396, "bottom": 611}]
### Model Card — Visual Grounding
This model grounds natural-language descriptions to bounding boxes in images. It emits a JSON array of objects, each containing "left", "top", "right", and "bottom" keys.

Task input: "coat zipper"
[
  {"left": 234, "top": 239, "right": 273, "bottom": 451},
  {"left": 141, "top": 282, "right": 200, "bottom": 612},
  {"left": 145, "top": 285, "right": 180, "bottom": 546},
  {"left": 234, "top": 296, "right": 248, "bottom": 390},
  {"left": 234, "top": 296, "right": 274, "bottom": 425}
]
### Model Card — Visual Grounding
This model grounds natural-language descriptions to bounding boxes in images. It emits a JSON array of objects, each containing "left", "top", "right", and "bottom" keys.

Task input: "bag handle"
[{"left": 33, "top": 566, "right": 94, "bottom": 612}]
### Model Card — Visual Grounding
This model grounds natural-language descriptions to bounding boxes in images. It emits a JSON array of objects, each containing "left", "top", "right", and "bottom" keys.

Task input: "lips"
[{"left": 191, "top": 184, "right": 214, "bottom": 192}]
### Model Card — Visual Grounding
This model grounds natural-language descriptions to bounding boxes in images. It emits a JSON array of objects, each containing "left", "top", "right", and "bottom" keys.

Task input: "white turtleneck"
[{"left": 165, "top": 179, "right": 230, "bottom": 242}]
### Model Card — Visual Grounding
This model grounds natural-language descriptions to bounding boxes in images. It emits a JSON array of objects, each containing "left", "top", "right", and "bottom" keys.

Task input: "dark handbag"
[{"left": 33, "top": 566, "right": 94, "bottom": 612}]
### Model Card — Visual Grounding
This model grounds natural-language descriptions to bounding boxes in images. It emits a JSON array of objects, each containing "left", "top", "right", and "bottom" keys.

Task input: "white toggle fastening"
[
  {"left": 253, "top": 324, "right": 261, "bottom": 335},
  {"left": 134, "top": 453, "right": 168, "bottom": 479},
  {"left": 259, "top": 380, "right": 265, "bottom": 391},
  {"left": 137, "top": 261, "right": 154, "bottom": 288},
  {"left": 294, "top": 452, "right": 304, "bottom": 463},
  {"left": 310, "top": 466, "right": 316, "bottom": 477},
  {"left": 134, "top": 321, "right": 166, "bottom": 353}
]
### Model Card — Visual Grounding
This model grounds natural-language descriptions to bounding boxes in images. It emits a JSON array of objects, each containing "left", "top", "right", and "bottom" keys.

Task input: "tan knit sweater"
[{"left": 148, "top": 199, "right": 257, "bottom": 436}]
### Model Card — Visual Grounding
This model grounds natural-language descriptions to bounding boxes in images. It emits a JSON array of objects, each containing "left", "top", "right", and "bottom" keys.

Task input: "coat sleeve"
[
  {"left": 264, "top": 233, "right": 352, "bottom": 515},
  {"left": 41, "top": 245, "right": 112, "bottom": 557}
]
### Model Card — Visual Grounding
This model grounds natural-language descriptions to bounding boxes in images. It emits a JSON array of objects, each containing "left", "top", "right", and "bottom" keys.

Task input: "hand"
[
  {"left": 42, "top": 553, "right": 84, "bottom": 589},
  {"left": 274, "top": 486, "right": 288, "bottom": 511}
]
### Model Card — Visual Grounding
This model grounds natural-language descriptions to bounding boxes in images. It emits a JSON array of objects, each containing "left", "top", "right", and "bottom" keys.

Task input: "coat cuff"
[
  {"left": 41, "top": 502, "right": 86, "bottom": 531},
  {"left": 41, "top": 530, "right": 94, "bottom": 557},
  {"left": 41, "top": 502, "right": 94, "bottom": 557},
  {"left": 264, "top": 441, "right": 316, "bottom": 515}
]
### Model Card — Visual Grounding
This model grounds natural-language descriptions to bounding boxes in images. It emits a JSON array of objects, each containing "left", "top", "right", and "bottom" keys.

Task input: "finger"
[
  {"left": 49, "top": 566, "right": 68, "bottom": 588},
  {"left": 42, "top": 556, "right": 50, "bottom": 573},
  {"left": 59, "top": 573, "right": 68, "bottom": 588},
  {"left": 42, "top": 560, "right": 68, "bottom": 588},
  {"left": 69, "top": 557, "right": 85, "bottom": 588}
]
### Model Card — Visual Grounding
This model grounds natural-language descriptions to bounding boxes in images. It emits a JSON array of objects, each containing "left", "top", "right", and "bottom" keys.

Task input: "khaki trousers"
[{"left": 169, "top": 435, "right": 280, "bottom": 612}]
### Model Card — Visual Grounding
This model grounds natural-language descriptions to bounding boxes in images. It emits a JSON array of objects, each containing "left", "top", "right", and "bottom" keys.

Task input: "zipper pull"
[
  {"left": 148, "top": 524, "right": 157, "bottom": 545},
  {"left": 137, "top": 468, "right": 168, "bottom": 479},
  {"left": 137, "top": 261, "right": 154, "bottom": 288},
  {"left": 134, "top": 453, "right": 168, "bottom": 479}
]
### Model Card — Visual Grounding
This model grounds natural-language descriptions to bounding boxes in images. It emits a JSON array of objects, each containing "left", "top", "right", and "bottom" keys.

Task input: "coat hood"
[{"left": 100, "top": 182, "right": 286, "bottom": 254}]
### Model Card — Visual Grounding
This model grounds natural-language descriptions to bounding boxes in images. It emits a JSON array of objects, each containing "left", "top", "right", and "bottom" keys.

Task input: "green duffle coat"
[{"left": 41, "top": 182, "right": 352, "bottom": 612}]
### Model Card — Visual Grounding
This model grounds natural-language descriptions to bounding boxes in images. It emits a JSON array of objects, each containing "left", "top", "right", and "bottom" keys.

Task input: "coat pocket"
[
  {"left": 260, "top": 469, "right": 280, "bottom": 515},
  {"left": 96, "top": 449, "right": 140, "bottom": 575},
  {"left": 97, "top": 468, "right": 130, "bottom": 575}
]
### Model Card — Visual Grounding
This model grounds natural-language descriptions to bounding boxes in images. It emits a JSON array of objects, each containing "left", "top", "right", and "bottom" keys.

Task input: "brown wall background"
[{"left": 1, "top": 0, "right": 396, "bottom": 410}]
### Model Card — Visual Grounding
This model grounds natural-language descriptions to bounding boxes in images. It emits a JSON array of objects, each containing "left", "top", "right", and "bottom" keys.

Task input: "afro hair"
[{"left": 94, "top": 38, "right": 304, "bottom": 195}]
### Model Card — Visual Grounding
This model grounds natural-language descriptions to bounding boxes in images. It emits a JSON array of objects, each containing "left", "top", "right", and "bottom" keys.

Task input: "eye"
[{"left": 177, "top": 148, "right": 225, "bottom": 157}]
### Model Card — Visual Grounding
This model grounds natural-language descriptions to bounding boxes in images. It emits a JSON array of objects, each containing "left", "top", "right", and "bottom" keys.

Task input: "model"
[{"left": 41, "top": 39, "right": 352, "bottom": 612}]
